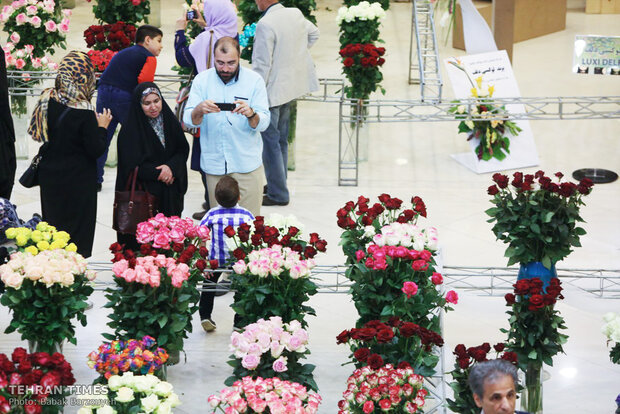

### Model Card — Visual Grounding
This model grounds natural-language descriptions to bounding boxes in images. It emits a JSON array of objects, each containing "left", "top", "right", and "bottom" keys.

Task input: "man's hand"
[
  {"left": 233, "top": 100, "right": 259, "bottom": 128},
  {"left": 191, "top": 100, "right": 220, "bottom": 125},
  {"left": 156, "top": 165, "right": 174, "bottom": 185}
]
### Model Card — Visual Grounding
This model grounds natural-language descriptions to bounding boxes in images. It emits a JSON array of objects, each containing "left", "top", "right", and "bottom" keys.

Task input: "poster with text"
[{"left": 573, "top": 35, "right": 620, "bottom": 75}]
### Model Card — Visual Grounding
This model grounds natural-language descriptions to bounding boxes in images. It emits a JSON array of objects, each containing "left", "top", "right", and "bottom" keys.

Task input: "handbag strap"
[{"left": 206, "top": 30, "right": 214, "bottom": 69}]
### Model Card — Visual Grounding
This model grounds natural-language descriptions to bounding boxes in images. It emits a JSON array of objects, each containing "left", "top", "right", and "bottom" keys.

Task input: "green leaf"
[{"left": 528, "top": 350, "right": 538, "bottom": 360}]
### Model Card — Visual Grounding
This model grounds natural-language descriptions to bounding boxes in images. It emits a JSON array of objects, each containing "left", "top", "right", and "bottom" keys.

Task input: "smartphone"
[
  {"left": 186, "top": 10, "right": 196, "bottom": 20},
  {"left": 215, "top": 103, "right": 236, "bottom": 111}
]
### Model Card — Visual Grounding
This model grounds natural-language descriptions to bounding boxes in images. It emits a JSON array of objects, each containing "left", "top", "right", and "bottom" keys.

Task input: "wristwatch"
[{"left": 247, "top": 109, "right": 257, "bottom": 119}]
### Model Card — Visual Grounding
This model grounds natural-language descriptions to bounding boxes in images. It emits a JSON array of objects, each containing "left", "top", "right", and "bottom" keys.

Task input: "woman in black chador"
[
  {"left": 29, "top": 51, "right": 112, "bottom": 258},
  {"left": 115, "top": 82, "right": 189, "bottom": 249}
]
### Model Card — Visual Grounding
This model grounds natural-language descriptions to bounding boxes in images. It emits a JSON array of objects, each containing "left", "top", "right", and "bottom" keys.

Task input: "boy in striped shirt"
[{"left": 199, "top": 176, "right": 254, "bottom": 332}]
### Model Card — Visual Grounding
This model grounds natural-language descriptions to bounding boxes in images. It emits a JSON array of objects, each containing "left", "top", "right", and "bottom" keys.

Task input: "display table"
[{"left": 453, "top": 0, "right": 567, "bottom": 50}]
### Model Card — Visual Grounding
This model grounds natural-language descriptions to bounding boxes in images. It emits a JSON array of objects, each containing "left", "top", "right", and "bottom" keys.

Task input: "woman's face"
[{"left": 141, "top": 92, "right": 162, "bottom": 119}]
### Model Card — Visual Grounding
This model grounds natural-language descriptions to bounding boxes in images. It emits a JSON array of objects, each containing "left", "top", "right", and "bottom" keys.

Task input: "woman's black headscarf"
[{"left": 115, "top": 82, "right": 189, "bottom": 217}]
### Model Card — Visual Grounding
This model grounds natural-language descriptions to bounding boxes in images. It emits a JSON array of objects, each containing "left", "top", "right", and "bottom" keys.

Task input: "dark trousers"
[
  {"left": 96, "top": 84, "right": 132, "bottom": 184},
  {"left": 199, "top": 270, "right": 221, "bottom": 320},
  {"left": 200, "top": 171, "right": 210, "bottom": 209}
]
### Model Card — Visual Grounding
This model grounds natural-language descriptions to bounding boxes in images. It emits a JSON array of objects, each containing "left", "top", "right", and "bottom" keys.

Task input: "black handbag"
[
  {"left": 19, "top": 107, "right": 70, "bottom": 189},
  {"left": 112, "top": 167, "right": 158, "bottom": 235}
]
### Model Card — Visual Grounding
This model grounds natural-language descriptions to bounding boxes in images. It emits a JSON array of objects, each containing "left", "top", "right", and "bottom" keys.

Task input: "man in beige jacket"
[{"left": 252, "top": 0, "right": 320, "bottom": 206}]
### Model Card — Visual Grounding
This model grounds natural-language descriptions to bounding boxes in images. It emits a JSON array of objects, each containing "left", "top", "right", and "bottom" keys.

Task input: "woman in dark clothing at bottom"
[
  {"left": 115, "top": 82, "right": 189, "bottom": 250},
  {"left": 29, "top": 51, "right": 112, "bottom": 258}
]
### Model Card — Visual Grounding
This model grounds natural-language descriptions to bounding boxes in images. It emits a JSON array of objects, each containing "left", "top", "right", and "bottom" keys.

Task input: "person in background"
[
  {"left": 0, "top": 47, "right": 16, "bottom": 200},
  {"left": 96, "top": 25, "right": 163, "bottom": 191},
  {"left": 468, "top": 359, "right": 529, "bottom": 414},
  {"left": 115, "top": 82, "right": 189, "bottom": 251},
  {"left": 175, "top": 0, "right": 238, "bottom": 220},
  {"left": 183, "top": 36, "right": 270, "bottom": 217},
  {"left": 29, "top": 51, "right": 112, "bottom": 258},
  {"left": 199, "top": 176, "right": 254, "bottom": 332},
  {"left": 252, "top": 0, "right": 320, "bottom": 207}
]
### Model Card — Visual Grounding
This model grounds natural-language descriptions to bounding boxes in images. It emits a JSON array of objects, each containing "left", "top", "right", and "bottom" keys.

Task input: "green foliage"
[
  {"left": 338, "top": 19, "right": 382, "bottom": 49},
  {"left": 0, "top": 275, "right": 93, "bottom": 354},
  {"left": 92, "top": 0, "right": 151, "bottom": 25},
  {"left": 486, "top": 171, "right": 593, "bottom": 267},
  {"left": 610, "top": 342, "right": 620, "bottom": 364},
  {"left": 230, "top": 273, "right": 317, "bottom": 328},
  {"left": 104, "top": 271, "right": 200, "bottom": 354}
]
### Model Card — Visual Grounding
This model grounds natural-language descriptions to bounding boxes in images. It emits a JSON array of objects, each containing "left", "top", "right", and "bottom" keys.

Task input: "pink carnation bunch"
[
  {"left": 338, "top": 363, "right": 427, "bottom": 414},
  {"left": 112, "top": 254, "right": 190, "bottom": 288},
  {"left": 208, "top": 376, "right": 322, "bottom": 414},
  {"left": 0, "top": 249, "right": 94, "bottom": 289},
  {"left": 135, "top": 213, "right": 210, "bottom": 249},
  {"left": 230, "top": 317, "right": 309, "bottom": 371},
  {"left": 232, "top": 245, "right": 315, "bottom": 279}
]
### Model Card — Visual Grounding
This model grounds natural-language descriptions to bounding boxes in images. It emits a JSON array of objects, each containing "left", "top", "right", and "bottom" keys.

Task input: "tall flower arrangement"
[
  {"left": 337, "top": 1, "right": 386, "bottom": 100},
  {"left": 225, "top": 317, "right": 317, "bottom": 391},
  {"left": 0, "top": 249, "right": 96, "bottom": 354},
  {"left": 602, "top": 312, "right": 620, "bottom": 364},
  {"left": 87, "top": 0, "right": 150, "bottom": 25},
  {"left": 208, "top": 377, "right": 322, "bottom": 414},
  {"left": 487, "top": 171, "right": 593, "bottom": 270},
  {"left": 447, "top": 59, "right": 521, "bottom": 161},
  {"left": 502, "top": 277, "right": 567, "bottom": 414},
  {"left": 106, "top": 214, "right": 215, "bottom": 358},
  {"left": 446, "top": 343, "right": 518, "bottom": 414},
  {"left": 0, "top": 348, "right": 76, "bottom": 414},
  {"left": 227, "top": 215, "right": 327, "bottom": 328}
]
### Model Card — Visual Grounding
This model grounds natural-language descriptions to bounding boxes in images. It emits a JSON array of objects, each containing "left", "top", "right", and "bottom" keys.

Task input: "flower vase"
[
  {"left": 521, "top": 362, "right": 543, "bottom": 414},
  {"left": 350, "top": 100, "right": 369, "bottom": 162},
  {"left": 10, "top": 95, "right": 31, "bottom": 160},
  {"left": 166, "top": 349, "right": 180, "bottom": 365},
  {"left": 518, "top": 262, "right": 558, "bottom": 291},
  {"left": 28, "top": 339, "right": 63, "bottom": 354},
  {"left": 155, "top": 364, "right": 167, "bottom": 381}
]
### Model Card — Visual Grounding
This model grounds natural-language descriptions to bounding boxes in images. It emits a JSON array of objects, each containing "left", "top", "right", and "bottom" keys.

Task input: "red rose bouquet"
[
  {"left": 87, "top": 49, "right": 117, "bottom": 72},
  {"left": 88, "top": 1, "right": 151, "bottom": 26},
  {"left": 502, "top": 277, "right": 567, "bottom": 413},
  {"left": 84, "top": 21, "right": 136, "bottom": 51},
  {"left": 339, "top": 43, "right": 386, "bottom": 100},
  {"left": 337, "top": 363, "right": 427, "bottom": 414},
  {"left": 0, "top": 348, "right": 75, "bottom": 414},
  {"left": 487, "top": 170, "right": 593, "bottom": 269},
  {"left": 447, "top": 342, "right": 518, "bottom": 414},
  {"left": 337, "top": 317, "right": 444, "bottom": 376}
]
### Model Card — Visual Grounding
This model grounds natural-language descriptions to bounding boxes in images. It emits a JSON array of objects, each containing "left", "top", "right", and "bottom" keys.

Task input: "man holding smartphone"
[{"left": 183, "top": 37, "right": 270, "bottom": 217}]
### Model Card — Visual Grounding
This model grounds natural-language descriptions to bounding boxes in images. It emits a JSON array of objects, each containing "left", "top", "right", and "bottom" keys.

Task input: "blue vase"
[{"left": 517, "top": 262, "right": 557, "bottom": 291}]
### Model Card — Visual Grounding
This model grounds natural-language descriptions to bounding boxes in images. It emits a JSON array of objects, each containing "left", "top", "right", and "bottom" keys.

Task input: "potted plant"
[
  {"left": 0, "top": 249, "right": 96, "bottom": 354},
  {"left": 502, "top": 277, "right": 568, "bottom": 414},
  {"left": 486, "top": 171, "right": 594, "bottom": 287},
  {"left": 225, "top": 316, "right": 317, "bottom": 391},
  {"left": 208, "top": 376, "right": 322, "bottom": 413}
]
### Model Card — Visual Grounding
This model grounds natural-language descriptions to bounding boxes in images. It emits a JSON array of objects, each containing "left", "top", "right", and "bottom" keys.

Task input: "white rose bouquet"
[
  {"left": 337, "top": 1, "right": 385, "bottom": 47},
  {"left": 602, "top": 312, "right": 620, "bottom": 364}
]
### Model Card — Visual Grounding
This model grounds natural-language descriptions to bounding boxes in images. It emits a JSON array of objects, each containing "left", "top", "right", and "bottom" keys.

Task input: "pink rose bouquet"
[
  {"left": 337, "top": 363, "right": 427, "bottom": 414},
  {"left": 226, "top": 316, "right": 316, "bottom": 391},
  {"left": 209, "top": 376, "right": 322, "bottom": 414},
  {"left": 1, "top": 0, "right": 70, "bottom": 58},
  {"left": 0, "top": 250, "right": 96, "bottom": 354}
]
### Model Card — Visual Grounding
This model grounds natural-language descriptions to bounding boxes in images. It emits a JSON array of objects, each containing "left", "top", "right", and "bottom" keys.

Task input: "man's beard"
[{"left": 217, "top": 66, "right": 239, "bottom": 83}]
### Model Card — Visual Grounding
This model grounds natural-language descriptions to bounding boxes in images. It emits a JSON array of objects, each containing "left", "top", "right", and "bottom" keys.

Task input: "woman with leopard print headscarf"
[{"left": 28, "top": 51, "right": 112, "bottom": 258}]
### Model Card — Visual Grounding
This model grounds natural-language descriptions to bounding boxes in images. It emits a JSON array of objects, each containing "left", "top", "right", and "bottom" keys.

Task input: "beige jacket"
[{"left": 251, "top": 4, "right": 320, "bottom": 107}]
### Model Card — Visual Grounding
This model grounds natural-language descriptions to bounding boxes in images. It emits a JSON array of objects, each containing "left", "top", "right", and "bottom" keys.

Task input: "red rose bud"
[
  {"left": 401, "top": 281, "right": 418, "bottom": 298},
  {"left": 445, "top": 290, "right": 459, "bottom": 304},
  {"left": 199, "top": 246, "right": 208, "bottom": 258},
  {"left": 376, "top": 329, "right": 395, "bottom": 343},
  {"left": 353, "top": 347, "right": 371, "bottom": 362},
  {"left": 336, "top": 330, "right": 351, "bottom": 344},
  {"left": 224, "top": 226, "right": 236, "bottom": 237},
  {"left": 555, "top": 171, "right": 564, "bottom": 179},
  {"left": 232, "top": 248, "right": 246, "bottom": 260},
  {"left": 493, "top": 343, "right": 505, "bottom": 352},
  {"left": 195, "top": 260, "right": 206, "bottom": 271},
  {"left": 505, "top": 293, "right": 516, "bottom": 305},
  {"left": 411, "top": 260, "right": 428, "bottom": 272},
  {"left": 11, "top": 348, "right": 28, "bottom": 364},
  {"left": 343, "top": 57, "right": 354, "bottom": 67},
  {"left": 431, "top": 272, "right": 443, "bottom": 285},
  {"left": 209, "top": 259, "right": 219, "bottom": 269},
  {"left": 315, "top": 240, "right": 327, "bottom": 252},
  {"left": 172, "top": 243, "right": 184, "bottom": 253},
  {"left": 488, "top": 185, "right": 499, "bottom": 195},
  {"left": 367, "top": 354, "right": 384, "bottom": 370},
  {"left": 378, "top": 193, "right": 391, "bottom": 203},
  {"left": 304, "top": 245, "right": 317, "bottom": 259},
  {"left": 109, "top": 242, "right": 122, "bottom": 253},
  {"left": 309, "top": 232, "right": 320, "bottom": 244},
  {"left": 251, "top": 233, "right": 262, "bottom": 246},
  {"left": 513, "top": 279, "right": 530, "bottom": 295}
]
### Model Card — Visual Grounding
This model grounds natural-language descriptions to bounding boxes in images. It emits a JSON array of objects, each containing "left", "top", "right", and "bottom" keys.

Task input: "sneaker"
[
  {"left": 192, "top": 210, "right": 207, "bottom": 220},
  {"left": 201, "top": 318, "right": 216, "bottom": 332}
]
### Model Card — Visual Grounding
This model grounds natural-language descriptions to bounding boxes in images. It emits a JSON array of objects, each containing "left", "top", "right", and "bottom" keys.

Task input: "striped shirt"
[{"left": 200, "top": 205, "right": 255, "bottom": 265}]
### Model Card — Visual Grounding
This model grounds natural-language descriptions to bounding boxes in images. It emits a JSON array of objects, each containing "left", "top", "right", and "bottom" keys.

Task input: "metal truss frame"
[{"left": 408, "top": 0, "right": 443, "bottom": 101}]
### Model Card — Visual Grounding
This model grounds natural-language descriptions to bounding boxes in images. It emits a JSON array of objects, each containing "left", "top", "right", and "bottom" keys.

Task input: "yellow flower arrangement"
[{"left": 4, "top": 222, "right": 77, "bottom": 254}]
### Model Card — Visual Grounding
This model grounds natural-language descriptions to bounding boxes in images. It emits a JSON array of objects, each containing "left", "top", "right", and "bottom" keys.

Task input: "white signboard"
[{"left": 445, "top": 50, "right": 539, "bottom": 174}]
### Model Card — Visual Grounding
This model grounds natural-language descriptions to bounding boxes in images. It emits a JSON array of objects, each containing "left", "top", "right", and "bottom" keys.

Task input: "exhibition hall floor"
[{"left": 3, "top": 0, "right": 620, "bottom": 412}]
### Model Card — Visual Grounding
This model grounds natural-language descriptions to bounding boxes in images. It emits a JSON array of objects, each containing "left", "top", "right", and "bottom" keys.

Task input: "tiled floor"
[{"left": 3, "top": 0, "right": 620, "bottom": 413}]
